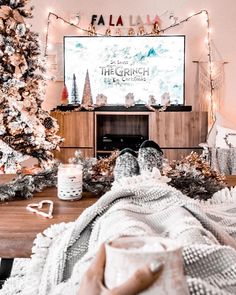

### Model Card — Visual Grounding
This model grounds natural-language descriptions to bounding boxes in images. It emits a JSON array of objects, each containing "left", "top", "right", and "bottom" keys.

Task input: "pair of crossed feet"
[{"left": 114, "top": 140, "right": 164, "bottom": 180}]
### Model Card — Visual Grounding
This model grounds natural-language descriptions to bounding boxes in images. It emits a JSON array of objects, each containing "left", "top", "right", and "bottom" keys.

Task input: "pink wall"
[{"left": 30, "top": 0, "right": 236, "bottom": 125}]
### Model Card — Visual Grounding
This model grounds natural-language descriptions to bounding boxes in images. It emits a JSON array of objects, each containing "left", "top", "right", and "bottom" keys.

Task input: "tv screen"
[{"left": 64, "top": 35, "right": 185, "bottom": 105}]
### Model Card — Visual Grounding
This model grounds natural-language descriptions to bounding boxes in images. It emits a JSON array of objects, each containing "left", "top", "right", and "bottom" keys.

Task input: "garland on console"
[
  {"left": 69, "top": 150, "right": 119, "bottom": 195},
  {"left": 166, "top": 152, "right": 226, "bottom": 201}
]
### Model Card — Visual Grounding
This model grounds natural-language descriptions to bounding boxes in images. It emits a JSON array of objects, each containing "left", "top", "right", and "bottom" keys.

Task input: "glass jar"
[{"left": 57, "top": 164, "right": 83, "bottom": 200}]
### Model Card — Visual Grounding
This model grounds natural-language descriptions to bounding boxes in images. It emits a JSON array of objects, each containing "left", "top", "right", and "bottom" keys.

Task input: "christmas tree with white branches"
[{"left": 0, "top": 0, "right": 62, "bottom": 172}]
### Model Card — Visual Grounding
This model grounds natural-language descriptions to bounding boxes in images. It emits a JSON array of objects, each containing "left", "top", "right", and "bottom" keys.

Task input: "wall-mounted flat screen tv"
[{"left": 64, "top": 35, "right": 185, "bottom": 105}]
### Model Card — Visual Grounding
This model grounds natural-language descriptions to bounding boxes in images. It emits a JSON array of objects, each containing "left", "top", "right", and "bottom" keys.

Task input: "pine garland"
[
  {"left": 166, "top": 152, "right": 226, "bottom": 201},
  {"left": 0, "top": 151, "right": 227, "bottom": 202},
  {"left": 70, "top": 150, "right": 119, "bottom": 195},
  {"left": 0, "top": 163, "right": 58, "bottom": 202},
  {"left": 0, "top": 152, "right": 119, "bottom": 201}
]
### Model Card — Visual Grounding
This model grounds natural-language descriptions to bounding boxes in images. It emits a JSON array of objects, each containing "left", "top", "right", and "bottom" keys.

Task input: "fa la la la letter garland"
[{"left": 90, "top": 14, "right": 161, "bottom": 27}]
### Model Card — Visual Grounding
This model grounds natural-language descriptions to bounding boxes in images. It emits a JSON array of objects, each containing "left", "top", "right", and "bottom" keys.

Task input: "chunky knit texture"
[
  {"left": 138, "top": 147, "right": 164, "bottom": 173},
  {"left": 1, "top": 172, "right": 236, "bottom": 295},
  {"left": 113, "top": 142, "right": 164, "bottom": 179},
  {"left": 113, "top": 151, "right": 139, "bottom": 179}
]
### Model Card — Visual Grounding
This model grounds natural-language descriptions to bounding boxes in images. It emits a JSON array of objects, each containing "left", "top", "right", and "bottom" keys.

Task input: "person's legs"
[
  {"left": 113, "top": 148, "right": 140, "bottom": 180},
  {"left": 138, "top": 140, "right": 164, "bottom": 173},
  {"left": 114, "top": 140, "right": 163, "bottom": 179}
]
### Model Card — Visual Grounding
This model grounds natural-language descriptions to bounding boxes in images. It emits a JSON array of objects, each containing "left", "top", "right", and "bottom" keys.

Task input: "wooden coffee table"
[
  {"left": 0, "top": 178, "right": 98, "bottom": 287},
  {"left": 225, "top": 175, "right": 236, "bottom": 187}
]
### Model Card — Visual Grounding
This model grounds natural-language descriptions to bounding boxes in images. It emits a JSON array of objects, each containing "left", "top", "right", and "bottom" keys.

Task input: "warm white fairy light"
[
  {"left": 47, "top": 43, "right": 53, "bottom": 50},
  {"left": 60, "top": 18, "right": 67, "bottom": 27},
  {"left": 70, "top": 13, "right": 80, "bottom": 26},
  {"left": 77, "top": 28, "right": 84, "bottom": 34},
  {"left": 206, "top": 94, "right": 211, "bottom": 101},
  {"left": 213, "top": 101, "right": 217, "bottom": 110},
  {"left": 211, "top": 63, "right": 216, "bottom": 75},
  {"left": 205, "top": 10, "right": 215, "bottom": 122},
  {"left": 201, "top": 14, "right": 208, "bottom": 25},
  {"left": 46, "top": 7, "right": 53, "bottom": 15}
]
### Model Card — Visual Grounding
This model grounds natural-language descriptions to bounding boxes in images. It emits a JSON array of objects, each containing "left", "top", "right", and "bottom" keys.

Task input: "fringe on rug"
[
  {"left": 0, "top": 259, "right": 29, "bottom": 295},
  {"left": 198, "top": 187, "right": 236, "bottom": 205},
  {"left": 23, "top": 222, "right": 73, "bottom": 295},
  {"left": 112, "top": 167, "right": 170, "bottom": 189}
]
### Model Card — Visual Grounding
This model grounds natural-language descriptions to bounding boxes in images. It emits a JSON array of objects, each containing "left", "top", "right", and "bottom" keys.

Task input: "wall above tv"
[{"left": 64, "top": 35, "right": 185, "bottom": 105}]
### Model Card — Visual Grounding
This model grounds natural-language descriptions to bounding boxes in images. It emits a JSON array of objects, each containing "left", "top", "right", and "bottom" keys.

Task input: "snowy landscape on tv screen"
[{"left": 64, "top": 36, "right": 185, "bottom": 105}]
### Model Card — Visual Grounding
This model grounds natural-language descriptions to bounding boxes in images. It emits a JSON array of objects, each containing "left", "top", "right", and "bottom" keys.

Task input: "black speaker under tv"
[{"left": 98, "top": 134, "right": 147, "bottom": 151}]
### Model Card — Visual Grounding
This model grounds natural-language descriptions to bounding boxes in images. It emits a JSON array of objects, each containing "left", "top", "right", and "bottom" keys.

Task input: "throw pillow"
[{"left": 215, "top": 125, "right": 236, "bottom": 148}]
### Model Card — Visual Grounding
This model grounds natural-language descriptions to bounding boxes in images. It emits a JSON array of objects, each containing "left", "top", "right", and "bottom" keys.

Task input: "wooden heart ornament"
[{"left": 26, "top": 200, "right": 54, "bottom": 219}]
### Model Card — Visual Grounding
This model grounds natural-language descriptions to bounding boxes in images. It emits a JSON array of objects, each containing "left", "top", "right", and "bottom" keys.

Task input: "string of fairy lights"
[{"left": 44, "top": 9, "right": 215, "bottom": 123}]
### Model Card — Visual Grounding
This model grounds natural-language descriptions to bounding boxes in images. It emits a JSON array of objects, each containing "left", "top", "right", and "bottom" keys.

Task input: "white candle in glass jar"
[{"left": 57, "top": 164, "right": 83, "bottom": 200}]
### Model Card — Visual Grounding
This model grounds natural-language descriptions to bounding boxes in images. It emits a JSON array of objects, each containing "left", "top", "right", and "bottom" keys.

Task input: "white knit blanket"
[{"left": 1, "top": 172, "right": 236, "bottom": 295}]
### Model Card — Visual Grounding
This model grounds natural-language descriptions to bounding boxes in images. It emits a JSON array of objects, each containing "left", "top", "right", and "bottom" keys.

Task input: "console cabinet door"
[
  {"left": 149, "top": 111, "right": 208, "bottom": 160},
  {"left": 149, "top": 111, "right": 208, "bottom": 147},
  {"left": 52, "top": 110, "right": 208, "bottom": 162},
  {"left": 52, "top": 112, "right": 94, "bottom": 148}
]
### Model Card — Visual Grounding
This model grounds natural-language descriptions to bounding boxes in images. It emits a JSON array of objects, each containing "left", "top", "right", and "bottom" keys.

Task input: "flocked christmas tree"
[
  {"left": 81, "top": 69, "right": 93, "bottom": 106},
  {"left": 0, "top": 0, "right": 62, "bottom": 171},
  {"left": 71, "top": 73, "right": 80, "bottom": 104}
]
